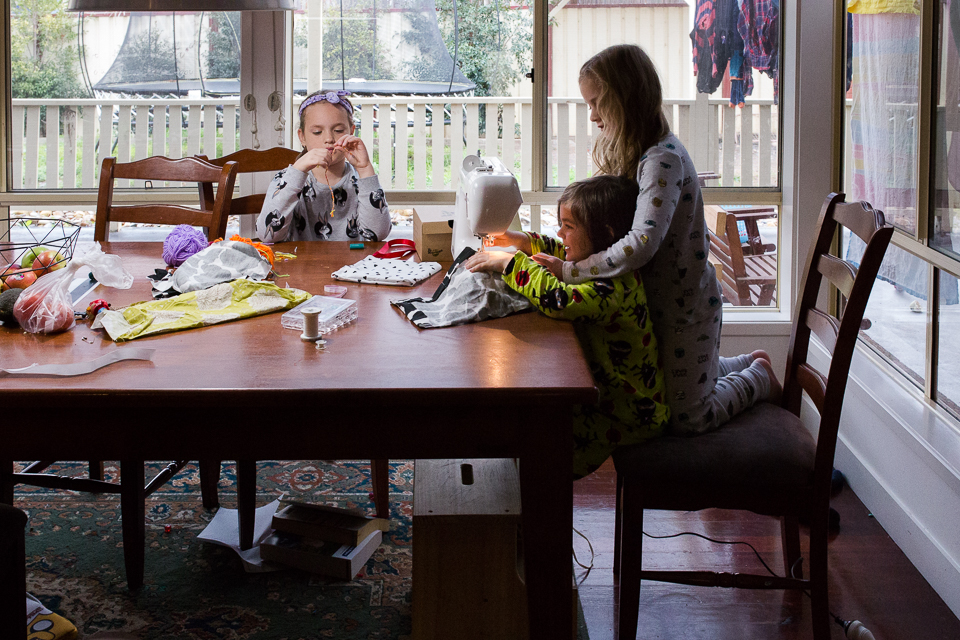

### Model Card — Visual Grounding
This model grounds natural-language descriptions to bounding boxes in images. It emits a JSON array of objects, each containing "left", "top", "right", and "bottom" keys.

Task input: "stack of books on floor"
[{"left": 260, "top": 496, "right": 389, "bottom": 580}]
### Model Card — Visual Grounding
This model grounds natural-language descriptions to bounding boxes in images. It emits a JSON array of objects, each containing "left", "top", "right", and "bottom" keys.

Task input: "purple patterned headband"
[{"left": 298, "top": 91, "right": 353, "bottom": 117}]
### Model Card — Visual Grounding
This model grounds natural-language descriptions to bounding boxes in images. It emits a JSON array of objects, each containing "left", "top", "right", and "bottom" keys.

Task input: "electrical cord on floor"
[
  {"left": 644, "top": 529, "right": 876, "bottom": 639},
  {"left": 572, "top": 526, "right": 595, "bottom": 583}
]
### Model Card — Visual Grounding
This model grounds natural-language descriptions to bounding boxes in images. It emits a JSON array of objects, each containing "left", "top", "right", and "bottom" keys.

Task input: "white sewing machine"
[{"left": 451, "top": 155, "right": 523, "bottom": 257}]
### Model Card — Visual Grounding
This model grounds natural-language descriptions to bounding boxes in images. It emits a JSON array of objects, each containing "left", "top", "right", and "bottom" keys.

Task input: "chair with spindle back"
[
  {"left": 610, "top": 193, "right": 893, "bottom": 640},
  {"left": 197, "top": 147, "right": 391, "bottom": 551},
  {"left": 197, "top": 147, "right": 302, "bottom": 239},
  {"left": 94, "top": 155, "right": 238, "bottom": 243}
]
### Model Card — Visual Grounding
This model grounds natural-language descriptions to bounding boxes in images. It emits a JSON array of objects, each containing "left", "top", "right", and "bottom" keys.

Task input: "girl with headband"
[{"left": 257, "top": 90, "right": 392, "bottom": 242}]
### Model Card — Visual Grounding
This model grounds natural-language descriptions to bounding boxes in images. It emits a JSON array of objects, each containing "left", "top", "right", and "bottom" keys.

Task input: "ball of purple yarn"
[{"left": 163, "top": 225, "right": 208, "bottom": 267}]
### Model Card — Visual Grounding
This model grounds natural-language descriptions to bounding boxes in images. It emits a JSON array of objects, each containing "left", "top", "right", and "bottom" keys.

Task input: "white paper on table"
[
  {"left": 197, "top": 499, "right": 283, "bottom": 573},
  {"left": 0, "top": 348, "right": 155, "bottom": 377}
]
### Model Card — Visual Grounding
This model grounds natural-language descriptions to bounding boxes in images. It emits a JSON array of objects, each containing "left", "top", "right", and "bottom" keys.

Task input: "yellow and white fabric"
[{"left": 94, "top": 280, "right": 310, "bottom": 341}]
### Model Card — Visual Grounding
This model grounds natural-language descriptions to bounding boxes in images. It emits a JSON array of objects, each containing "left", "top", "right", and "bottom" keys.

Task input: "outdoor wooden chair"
[
  {"left": 611, "top": 193, "right": 893, "bottom": 640},
  {"left": 94, "top": 156, "right": 238, "bottom": 243},
  {"left": 197, "top": 147, "right": 301, "bottom": 238},
  {"left": 196, "top": 147, "right": 390, "bottom": 550},
  {"left": 706, "top": 204, "right": 778, "bottom": 306}
]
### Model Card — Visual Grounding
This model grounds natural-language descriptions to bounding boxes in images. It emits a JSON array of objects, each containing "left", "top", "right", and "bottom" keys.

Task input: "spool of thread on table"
[{"left": 301, "top": 308, "right": 321, "bottom": 341}]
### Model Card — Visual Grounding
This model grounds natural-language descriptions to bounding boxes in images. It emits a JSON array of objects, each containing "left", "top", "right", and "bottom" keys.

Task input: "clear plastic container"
[{"left": 281, "top": 295, "right": 358, "bottom": 333}]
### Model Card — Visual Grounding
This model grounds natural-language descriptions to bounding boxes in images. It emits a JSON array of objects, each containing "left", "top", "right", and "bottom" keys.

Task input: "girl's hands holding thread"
[
  {"left": 464, "top": 250, "right": 513, "bottom": 275},
  {"left": 531, "top": 253, "right": 565, "bottom": 279},
  {"left": 333, "top": 135, "right": 374, "bottom": 178},
  {"left": 293, "top": 147, "right": 336, "bottom": 174}
]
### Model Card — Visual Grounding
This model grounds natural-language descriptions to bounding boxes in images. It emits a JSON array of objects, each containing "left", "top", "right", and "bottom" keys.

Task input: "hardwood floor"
[{"left": 572, "top": 459, "right": 960, "bottom": 640}]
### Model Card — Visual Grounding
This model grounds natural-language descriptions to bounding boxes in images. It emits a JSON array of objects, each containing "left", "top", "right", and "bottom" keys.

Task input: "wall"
[
  {"left": 550, "top": 6, "right": 692, "bottom": 99},
  {"left": 809, "top": 342, "right": 960, "bottom": 618}
]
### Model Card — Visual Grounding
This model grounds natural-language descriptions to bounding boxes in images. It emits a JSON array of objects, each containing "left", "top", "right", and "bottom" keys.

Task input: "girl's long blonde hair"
[{"left": 580, "top": 45, "right": 671, "bottom": 178}]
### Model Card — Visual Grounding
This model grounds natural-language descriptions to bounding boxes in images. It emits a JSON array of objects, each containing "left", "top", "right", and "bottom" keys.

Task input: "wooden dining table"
[{"left": 1, "top": 240, "right": 597, "bottom": 639}]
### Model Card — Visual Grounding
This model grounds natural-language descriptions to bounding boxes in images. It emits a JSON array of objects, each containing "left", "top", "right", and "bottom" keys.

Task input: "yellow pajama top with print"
[{"left": 502, "top": 233, "right": 669, "bottom": 479}]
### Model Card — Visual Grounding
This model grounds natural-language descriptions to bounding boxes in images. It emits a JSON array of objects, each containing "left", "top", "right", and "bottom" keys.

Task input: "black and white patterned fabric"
[
  {"left": 391, "top": 248, "right": 533, "bottom": 329},
  {"left": 151, "top": 241, "right": 272, "bottom": 298},
  {"left": 331, "top": 255, "right": 441, "bottom": 286}
]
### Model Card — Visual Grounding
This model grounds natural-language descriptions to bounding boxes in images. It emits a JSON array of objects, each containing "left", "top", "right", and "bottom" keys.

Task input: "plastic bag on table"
[{"left": 13, "top": 242, "right": 134, "bottom": 334}]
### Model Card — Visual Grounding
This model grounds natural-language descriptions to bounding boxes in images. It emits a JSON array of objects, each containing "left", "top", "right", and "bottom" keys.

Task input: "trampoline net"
[
  {"left": 293, "top": 0, "right": 474, "bottom": 95},
  {"left": 91, "top": 1, "right": 476, "bottom": 96},
  {"left": 94, "top": 11, "right": 241, "bottom": 97}
]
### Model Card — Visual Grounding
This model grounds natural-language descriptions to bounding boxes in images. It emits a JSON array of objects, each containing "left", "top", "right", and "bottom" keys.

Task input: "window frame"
[
  {"left": 840, "top": 0, "right": 960, "bottom": 412},
  {"left": 1, "top": 0, "right": 794, "bottom": 320}
]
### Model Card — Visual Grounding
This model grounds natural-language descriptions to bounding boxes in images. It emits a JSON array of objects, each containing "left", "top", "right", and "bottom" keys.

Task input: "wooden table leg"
[
  {"left": 198, "top": 460, "right": 221, "bottom": 510},
  {"left": 0, "top": 503, "right": 28, "bottom": 639},
  {"left": 237, "top": 460, "right": 257, "bottom": 550},
  {"left": 520, "top": 411, "right": 574, "bottom": 640},
  {"left": 1, "top": 460, "right": 13, "bottom": 505},
  {"left": 120, "top": 460, "right": 145, "bottom": 590},
  {"left": 371, "top": 458, "right": 390, "bottom": 519}
]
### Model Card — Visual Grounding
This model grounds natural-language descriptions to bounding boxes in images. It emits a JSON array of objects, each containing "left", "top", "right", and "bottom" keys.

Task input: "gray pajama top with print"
[
  {"left": 256, "top": 161, "right": 392, "bottom": 243},
  {"left": 561, "top": 133, "right": 725, "bottom": 434}
]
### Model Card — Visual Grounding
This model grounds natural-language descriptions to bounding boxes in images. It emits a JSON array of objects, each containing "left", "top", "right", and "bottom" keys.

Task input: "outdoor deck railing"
[{"left": 11, "top": 95, "right": 781, "bottom": 192}]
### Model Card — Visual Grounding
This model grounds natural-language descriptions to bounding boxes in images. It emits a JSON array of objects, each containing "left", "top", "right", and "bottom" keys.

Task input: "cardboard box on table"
[
  {"left": 413, "top": 206, "right": 455, "bottom": 262},
  {"left": 413, "top": 205, "right": 525, "bottom": 263}
]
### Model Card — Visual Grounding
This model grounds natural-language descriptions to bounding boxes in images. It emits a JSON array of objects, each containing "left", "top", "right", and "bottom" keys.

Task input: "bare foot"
[
  {"left": 751, "top": 349, "right": 771, "bottom": 363},
  {"left": 755, "top": 357, "right": 783, "bottom": 405}
]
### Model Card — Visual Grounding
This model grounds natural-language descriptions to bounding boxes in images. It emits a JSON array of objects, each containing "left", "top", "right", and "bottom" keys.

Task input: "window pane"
[
  {"left": 844, "top": 6, "right": 921, "bottom": 236},
  {"left": 10, "top": 6, "right": 241, "bottom": 190},
  {"left": 854, "top": 243, "right": 928, "bottom": 391},
  {"left": 547, "top": 0, "right": 780, "bottom": 188},
  {"left": 292, "top": 0, "right": 533, "bottom": 191},
  {"left": 708, "top": 203, "right": 779, "bottom": 307},
  {"left": 929, "top": 2, "right": 960, "bottom": 258}
]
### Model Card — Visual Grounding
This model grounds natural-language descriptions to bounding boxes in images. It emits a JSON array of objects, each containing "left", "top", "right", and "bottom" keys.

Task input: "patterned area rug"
[{"left": 15, "top": 460, "right": 588, "bottom": 639}]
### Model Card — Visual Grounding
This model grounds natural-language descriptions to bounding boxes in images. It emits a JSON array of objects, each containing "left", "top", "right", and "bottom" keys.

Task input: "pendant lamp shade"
[{"left": 67, "top": 1, "right": 294, "bottom": 10}]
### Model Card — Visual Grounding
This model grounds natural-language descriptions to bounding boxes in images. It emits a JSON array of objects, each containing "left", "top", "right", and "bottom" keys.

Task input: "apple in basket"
[
  {"left": 19, "top": 246, "right": 48, "bottom": 269},
  {"left": 32, "top": 250, "right": 66, "bottom": 275},
  {"left": 0, "top": 263, "right": 18, "bottom": 291},
  {"left": 3, "top": 268, "right": 37, "bottom": 290}
]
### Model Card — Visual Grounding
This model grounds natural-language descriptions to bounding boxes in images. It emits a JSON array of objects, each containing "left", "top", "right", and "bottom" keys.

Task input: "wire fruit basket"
[{"left": 0, "top": 218, "right": 81, "bottom": 285}]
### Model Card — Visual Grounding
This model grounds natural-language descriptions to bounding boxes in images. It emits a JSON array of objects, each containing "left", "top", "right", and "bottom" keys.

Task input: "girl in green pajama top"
[{"left": 465, "top": 175, "right": 669, "bottom": 479}]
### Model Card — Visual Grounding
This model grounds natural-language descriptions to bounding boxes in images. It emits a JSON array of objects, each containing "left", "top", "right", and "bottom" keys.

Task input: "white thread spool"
[{"left": 300, "top": 308, "right": 322, "bottom": 341}]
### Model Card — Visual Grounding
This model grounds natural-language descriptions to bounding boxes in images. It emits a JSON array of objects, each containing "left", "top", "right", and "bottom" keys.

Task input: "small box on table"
[{"left": 413, "top": 206, "right": 455, "bottom": 262}]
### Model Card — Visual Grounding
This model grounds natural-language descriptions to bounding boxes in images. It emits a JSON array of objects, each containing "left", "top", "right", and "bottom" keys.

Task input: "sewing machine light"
[{"left": 451, "top": 155, "right": 523, "bottom": 258}]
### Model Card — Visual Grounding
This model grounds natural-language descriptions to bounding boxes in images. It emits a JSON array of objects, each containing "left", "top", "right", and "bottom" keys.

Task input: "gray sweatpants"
[{"left": 660, "top": 315, "right": 772, "bottom": 435}]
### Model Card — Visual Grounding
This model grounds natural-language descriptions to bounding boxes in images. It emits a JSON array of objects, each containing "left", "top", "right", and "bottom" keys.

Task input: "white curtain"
[{"left": 848, "top": 9, "right": 958, "bottom": 302}]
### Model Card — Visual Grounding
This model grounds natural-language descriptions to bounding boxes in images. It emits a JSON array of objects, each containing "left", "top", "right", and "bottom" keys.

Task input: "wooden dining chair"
[
  {"left": 3, "top": 156, "right": 238, "bottom": 590},
  {"left": 94, "top": 155, "right": 238, "bottom": 243},
  {"left": 610, "top": 193, "right": 893, "bottom": 640},
  {"left": 197, "top": 146, "right": 301, "bottom": 239},
  {"left": 196, "top": 147, "right": 391, "bottom": 549}
]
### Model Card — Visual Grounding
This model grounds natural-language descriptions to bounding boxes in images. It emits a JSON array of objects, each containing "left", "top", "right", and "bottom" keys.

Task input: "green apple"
[{"left": 20, "top": 246, "right": 48, "bottom": 269}]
